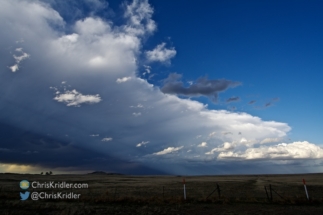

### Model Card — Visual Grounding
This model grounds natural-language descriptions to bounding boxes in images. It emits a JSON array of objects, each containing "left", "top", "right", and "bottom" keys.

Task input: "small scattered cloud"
[
  {"left": 124, "top": 0, "right": 156, "bottom": 35},
  {"left": 264, "top": 98, "right": 280, "bottom": 108},
  {"left": 205, "top": 142, "right": 234, "bottom": 154},
  {"left": 54, "top": 89, "right": 101, "bottom": 107},
  {"left": 132, "top": 112, "right": 141, "bottom": 117},
  {"left": 136, "top": 141, "right": 149, "bottom": 147},
  {"left": 265, "top": 102, "right": 271, "bottom": 107},
  {"left": 101, "top": 137, "right": 112, "bottom": 142},
  {"left": 8, "top": 48, "right": 30, "bottom": 72},
  {"left": 161, "top": 73, "right": 241, "bottom": 102},
  {"left": 15, "top": 39, "right": 24, "bottom": 44},
  {"left": 90, "top": 134, "right": 99, "bottom": 137},
  {"left": 248, "top": 100, "right": 256, "bottom": 105},
  {"left": 208, "top": 132, "right": 216, "bottom": 137},
  {"left": 146, "top": 42, "right": 176, "bottom": 63},
  {"left": 116, "top": 77, "right": 132, "bottom": 83},
  {"left": 153, "top": 146, "right": 183, "bottom": 155},
  {"left": 143, "top": 65, "right": 151, "bottom": 75},
  {"left": 130, "top": 104, "right": 143, "bottom": 108},
  {"left": 226, "top": 96, "right": 240, "bottom": 103},
  {"left": 197, "top": 142, "right": 207, "bottom": 147}
]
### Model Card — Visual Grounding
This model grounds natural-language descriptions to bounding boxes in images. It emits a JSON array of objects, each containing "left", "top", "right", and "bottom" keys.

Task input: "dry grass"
[{"left": 1, "top": 173, "right": 323, "bottom": 214}]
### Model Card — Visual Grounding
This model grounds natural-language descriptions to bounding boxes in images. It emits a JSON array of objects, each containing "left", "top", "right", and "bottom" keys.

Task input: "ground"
[{"left": 1, "top": 173, "right": 323, "bottom": 214}]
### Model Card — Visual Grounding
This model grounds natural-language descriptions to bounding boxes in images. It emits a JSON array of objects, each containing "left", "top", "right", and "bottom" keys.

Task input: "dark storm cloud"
[
  {"left": 226, "top": 96, "right": 240, "bottom": 103},
  {"left": 0, "top": 123, "right": 165, "bottom": 175},
  {"left": 161, "top": 73, "right": 241, "bottom": 102}
]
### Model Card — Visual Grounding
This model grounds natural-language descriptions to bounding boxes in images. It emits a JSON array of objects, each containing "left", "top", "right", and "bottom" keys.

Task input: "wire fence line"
[
  {"left": 1, "top": 178, "right": 323, "bottom": 203},
  {"left": 80, "top": 183, "right": 323, "bottom": 203}
]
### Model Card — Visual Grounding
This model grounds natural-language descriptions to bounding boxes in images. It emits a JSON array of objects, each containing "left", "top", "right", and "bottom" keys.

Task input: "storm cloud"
[{"left": 0, "top": 0, "right": 322, "bottom": 175}]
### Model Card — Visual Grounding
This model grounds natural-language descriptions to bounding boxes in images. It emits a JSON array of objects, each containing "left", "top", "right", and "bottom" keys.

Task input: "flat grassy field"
[{"left": 1, "top": 173, "right": 323, "bottom": 214}]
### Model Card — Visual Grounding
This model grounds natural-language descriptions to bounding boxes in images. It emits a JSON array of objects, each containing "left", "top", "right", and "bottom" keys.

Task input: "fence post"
[
  {"left": 183, "top": 178, "right": 186, "bottom": 200},
  {"left": 264, "top": 186, "right": 270, "bottom": 201},
  {"left": 269, "top": 184, "right": 273, "bottom": 201},
  {"left": 206, "top": 184, "right": 218, "bottom": 199},
  {"left": 216, "top": 183, "right": 221, "bottom": 198},
  {"left": 303, "top": 179, "right": 309, "bottom": 200}
]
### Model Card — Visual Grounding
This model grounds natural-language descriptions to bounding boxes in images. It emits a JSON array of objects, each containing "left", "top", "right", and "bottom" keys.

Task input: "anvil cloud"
[{"left": 0, "top": 0, "right": 322, "bottom": 175}]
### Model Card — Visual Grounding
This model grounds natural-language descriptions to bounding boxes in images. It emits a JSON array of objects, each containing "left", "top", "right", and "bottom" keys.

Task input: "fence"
[{"left": 1, "top": 176, "right": 323, "bottom": 203}]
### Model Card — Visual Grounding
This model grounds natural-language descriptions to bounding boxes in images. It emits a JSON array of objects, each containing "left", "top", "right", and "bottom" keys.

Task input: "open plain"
[{"left": 1, "top": 173, "right": 323, "bottom": 214}]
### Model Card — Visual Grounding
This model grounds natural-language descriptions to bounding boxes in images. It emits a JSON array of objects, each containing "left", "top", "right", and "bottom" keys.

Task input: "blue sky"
[
  {"left": 0, "top": 0, "right": 322, "bottom": 175},
  {"left": 147, "top": 0, "right": 323, "bottom": 143}
]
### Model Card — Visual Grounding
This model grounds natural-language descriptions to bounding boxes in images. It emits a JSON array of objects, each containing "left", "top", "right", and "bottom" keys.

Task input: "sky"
[{"left": 0, "top": 0, "right": 322, "bottom": 175}]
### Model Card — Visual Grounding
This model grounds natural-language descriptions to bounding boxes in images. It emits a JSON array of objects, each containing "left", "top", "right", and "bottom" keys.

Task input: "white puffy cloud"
[
  {"left": 124, "top": 0, "right": 156, "bottom": 35},
  {"left": 8, "top": 48, "right": 30, "bottom": 72},
  {"left": 54, "top": 89, "right": 101, "bottom": 107},
  {"left": 205, "top": 142, "right": 235, "bottom": 154},
  {"left": 59, "top": 33, "right": 79, "bottom": 43},
  {"left": 101, "top": 137, "right": 113, "bottom": 142},
  {"left": 197, "top": 142, "right": 207, "bottom": 147},
  {"left": 75, "top": 17, "right": 111, "bottom": 36},
  {"left": 116, "top": 77, "right": 132, "bottom": 83},
  {"left": 208, "top": 132, "right": 217, "bottom": 138},
  {"left": 130, "top": 104, "right": 143, "bottom": 108},
  {"left": 136, "top": 141, "right": 149, "bottom": 147},
  {"left": 143, "top": 65, "right": 151, "bottom": 75},
  {"left": 132, "top": 112, "right": 141, "bottom": 117},
  {"left": 218, "top": 141, "right": 323, "bottom": 160},
  {"left": 9, "top": 64, "right": 19, "bottom": 73},
  {"left": 146, "top": 43, "right": 176, "bottom": 63},
  {"left": 153, "top": 146, "right": 183, "bottom": 155}
]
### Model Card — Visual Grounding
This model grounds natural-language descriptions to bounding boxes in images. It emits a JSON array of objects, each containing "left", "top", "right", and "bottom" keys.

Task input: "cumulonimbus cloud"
[{"left": 0, "top": 0, "right": 322, "bottom": 175}]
